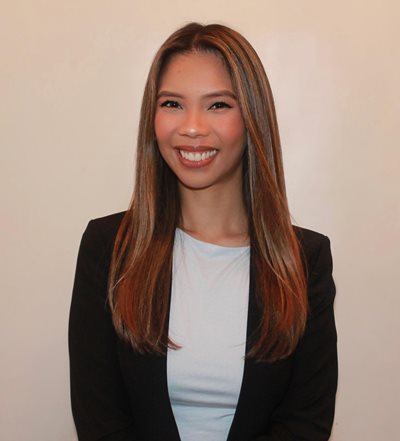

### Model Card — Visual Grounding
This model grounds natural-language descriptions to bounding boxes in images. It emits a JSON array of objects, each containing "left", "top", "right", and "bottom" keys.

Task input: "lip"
[
  {"left": 174, "top": 146, "right": 218, "bottom": 168},
  {"left": 175, "top": 145, "right": 217, "bottom": 152}
]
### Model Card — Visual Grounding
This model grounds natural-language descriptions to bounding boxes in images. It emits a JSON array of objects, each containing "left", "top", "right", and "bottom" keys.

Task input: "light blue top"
[{"left": 167, "top": 228, "right": 250, "bottom": 441}]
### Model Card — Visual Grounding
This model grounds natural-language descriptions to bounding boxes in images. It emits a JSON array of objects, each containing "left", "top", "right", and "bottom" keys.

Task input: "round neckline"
[{"left": 176, "top": 228, "right": 250, "bottom": 250}]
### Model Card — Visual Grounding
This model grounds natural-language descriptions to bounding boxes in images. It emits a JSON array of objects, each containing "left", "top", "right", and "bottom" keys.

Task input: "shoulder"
[
  {"left": 83, "top": 211, "right": 126, "bottom": 247},
  {"left": 294, "top": 226, "right": 335, "bottom": 314},
  {"left": 84, "top": 211, "right": 126, "bottom": 242},
  {"left": 294, "top": 226, "right": 332, "bottom": 273},
  {"left": 77, "top": 211, "right": 127, "bottom": 269}
]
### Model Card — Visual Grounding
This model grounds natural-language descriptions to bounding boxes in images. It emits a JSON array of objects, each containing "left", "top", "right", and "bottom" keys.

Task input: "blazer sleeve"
[
  {"left": 254, "top": 235, "right": 338, "bottom": 441},
  {"left": 68, "top": 220, "right": 136, "bottom": 441}
]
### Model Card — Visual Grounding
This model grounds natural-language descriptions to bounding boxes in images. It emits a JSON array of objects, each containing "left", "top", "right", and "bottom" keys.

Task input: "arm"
[
  {"left": 255, "top": 235, "right": 338, "bottom": 441},
  {"left": 69, "top": 220, "right": 136, "bottom": 441}
]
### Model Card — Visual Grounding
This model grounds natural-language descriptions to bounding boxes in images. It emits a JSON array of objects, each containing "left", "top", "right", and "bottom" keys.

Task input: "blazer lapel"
[
  {"left": 227, "top": 249, "right": 262, "bottom": 441},
  {"left": 227, "top": 250, "right": 294, "bottom": 441}
]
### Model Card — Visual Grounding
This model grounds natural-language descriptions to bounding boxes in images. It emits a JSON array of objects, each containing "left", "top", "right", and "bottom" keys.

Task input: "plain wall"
[{"left": 1, "top": 1, "right": 399, "bottom": 440}]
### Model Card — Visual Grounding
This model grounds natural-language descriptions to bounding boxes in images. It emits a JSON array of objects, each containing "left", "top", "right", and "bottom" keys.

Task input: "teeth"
[{"left": 180, "top": 149, "right": 217, "bottom": 161}]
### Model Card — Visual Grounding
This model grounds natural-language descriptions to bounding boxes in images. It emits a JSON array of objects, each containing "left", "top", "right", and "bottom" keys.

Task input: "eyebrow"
[{"left": 157, "top": 89, "right": 237, "bottom": 100}]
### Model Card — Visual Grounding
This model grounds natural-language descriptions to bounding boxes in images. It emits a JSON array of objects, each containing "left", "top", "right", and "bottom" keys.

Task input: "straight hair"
[{"left": 108, "top": 23, "right": 307, "bottom": 362}]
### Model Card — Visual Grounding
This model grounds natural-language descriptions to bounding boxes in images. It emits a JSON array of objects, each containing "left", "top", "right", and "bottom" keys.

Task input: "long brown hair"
[{"left": 108, "top": 23, "right": 307, "bottom": 362}]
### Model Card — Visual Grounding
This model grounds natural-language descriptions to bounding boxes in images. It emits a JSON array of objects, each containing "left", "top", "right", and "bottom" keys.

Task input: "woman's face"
[{"left": 154, "top": 51, "right": 246, "bottom": 192}]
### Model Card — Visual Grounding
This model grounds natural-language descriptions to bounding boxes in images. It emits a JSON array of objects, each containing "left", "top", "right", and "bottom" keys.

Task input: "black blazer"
[{"left": 69, "top": 212, "right": 337, "bottom": 441}]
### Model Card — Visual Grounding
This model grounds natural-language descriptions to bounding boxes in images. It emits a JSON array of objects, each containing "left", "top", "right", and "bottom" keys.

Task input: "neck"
[{"left": 178, "top": 182, "right": 249, "bottom": 247}]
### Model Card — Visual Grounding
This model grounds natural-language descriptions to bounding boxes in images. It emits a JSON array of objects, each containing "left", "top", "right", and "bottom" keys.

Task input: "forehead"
[{"left": 158, "top": 51, "right": 233, "bottom": 92}]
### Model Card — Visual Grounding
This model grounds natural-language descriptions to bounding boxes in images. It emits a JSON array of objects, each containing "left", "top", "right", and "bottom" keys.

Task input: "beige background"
[{"left": 1, "top": 1, "right": 399, "bottom": 440}]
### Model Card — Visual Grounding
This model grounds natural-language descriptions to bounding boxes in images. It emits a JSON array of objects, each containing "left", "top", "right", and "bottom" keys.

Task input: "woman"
[{"left": 69, "top": 23, "right": 337, "bottom": 441}]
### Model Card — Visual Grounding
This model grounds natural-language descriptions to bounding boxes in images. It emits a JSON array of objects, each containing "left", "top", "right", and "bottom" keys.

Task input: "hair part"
[{"left": 109, "top": 23, "right": 307, "bottom": 362}]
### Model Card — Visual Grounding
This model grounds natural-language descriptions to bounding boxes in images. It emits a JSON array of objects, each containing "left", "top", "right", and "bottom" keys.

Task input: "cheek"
[
  {"left": 219, "top": 114, "right": 246, "bottom": 147},
  {"left": 154, "top": 112, "right": 174, "bottom": 146}
]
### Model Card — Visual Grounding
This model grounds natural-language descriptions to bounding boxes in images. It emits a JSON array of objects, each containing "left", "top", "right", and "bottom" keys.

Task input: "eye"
[
  {"left": 208, "top": 101, "right": 232, "bottom": 110},
  {"left": 160, "top": 100, "right": 181, "bottom": 109}
]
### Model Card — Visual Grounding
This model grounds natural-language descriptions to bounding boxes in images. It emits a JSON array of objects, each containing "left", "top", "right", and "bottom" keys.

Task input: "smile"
[
  {"left": 175, "top": 147, "right": 219, "bottom": 168},
  {"left": 179, "top": 149, "right": 217, "bottom": 161}
]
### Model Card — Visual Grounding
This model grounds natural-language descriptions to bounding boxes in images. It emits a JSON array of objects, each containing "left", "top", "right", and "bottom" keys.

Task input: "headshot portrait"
[{"left": 1, "top": 2, "right": 398, "bottom": 441}]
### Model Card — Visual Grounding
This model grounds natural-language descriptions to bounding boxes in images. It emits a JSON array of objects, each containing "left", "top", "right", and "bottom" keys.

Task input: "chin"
[{"left": 177, "top": 176, "right": 217, "bottom": 191}]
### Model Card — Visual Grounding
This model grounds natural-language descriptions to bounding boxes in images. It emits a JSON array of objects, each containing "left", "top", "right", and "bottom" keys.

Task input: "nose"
[{"left": 178, "top": 109, "right": 209, "bottom": 138}]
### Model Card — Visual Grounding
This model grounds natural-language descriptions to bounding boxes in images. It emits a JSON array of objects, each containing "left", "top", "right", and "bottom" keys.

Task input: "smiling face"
[{"left": 154, "top": 51, "right": 246, "bottom": 192}]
